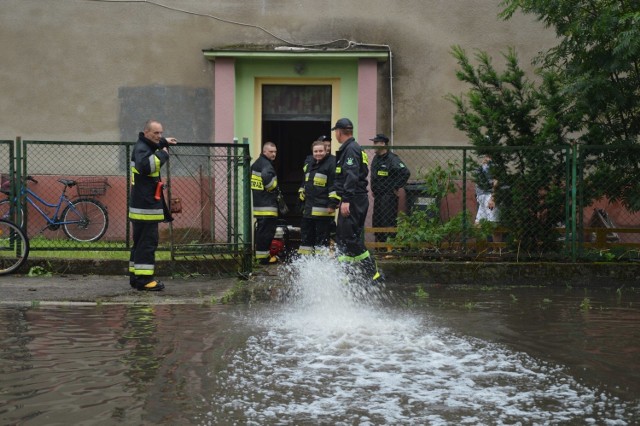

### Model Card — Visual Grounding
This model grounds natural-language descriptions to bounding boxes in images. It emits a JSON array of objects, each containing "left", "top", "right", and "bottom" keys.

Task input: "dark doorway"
[{"left": 262, "top": 85, "right": 332, "bottom": 227}]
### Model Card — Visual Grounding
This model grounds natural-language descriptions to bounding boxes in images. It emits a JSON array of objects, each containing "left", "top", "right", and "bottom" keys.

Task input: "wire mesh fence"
[
  {"left": 576, "top": 145, "right": 640, "bottom": 254},
  {"left": 2, "top": 139, "right": 639, "bottom": 266},
  {"left": 163, "top": 142, "right": 252, "bottom": 275},
  {"left": 361, "top": 145, "right": 640, "bottom": 261},
  {"left": 0, "top": 139, "right": 252, "bottom": 275}
]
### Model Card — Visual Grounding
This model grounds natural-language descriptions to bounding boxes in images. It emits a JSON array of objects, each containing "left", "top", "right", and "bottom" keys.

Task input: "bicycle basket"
[{"left": 76, "top": 177, "right": 110, "bottom": 196}]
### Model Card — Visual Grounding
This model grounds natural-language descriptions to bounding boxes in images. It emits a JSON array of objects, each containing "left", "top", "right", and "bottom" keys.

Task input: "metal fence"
[
  {"left": 361, "top": 145, "right": 640, "bottom": 261},
  {"left": 2, "top": 139, "right": 639, "bottom": 266},
  {"left": 0, "top": 139, "right": 252, "bottom": 276}
]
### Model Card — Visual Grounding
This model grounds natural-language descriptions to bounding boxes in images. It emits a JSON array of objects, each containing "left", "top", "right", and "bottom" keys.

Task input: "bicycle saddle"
[{"left": 58, "top": 179, "right": 77, "bottom": 187}]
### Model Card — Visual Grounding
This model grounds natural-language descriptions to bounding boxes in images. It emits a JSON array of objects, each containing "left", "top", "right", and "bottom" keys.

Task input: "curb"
[{"left": 21, "top": 258, "right": 640, "bottom": 287}]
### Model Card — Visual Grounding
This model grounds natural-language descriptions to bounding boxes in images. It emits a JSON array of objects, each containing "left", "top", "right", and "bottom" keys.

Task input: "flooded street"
[{"left": 1, "top": 257, "right": 639, "bottom": 424}]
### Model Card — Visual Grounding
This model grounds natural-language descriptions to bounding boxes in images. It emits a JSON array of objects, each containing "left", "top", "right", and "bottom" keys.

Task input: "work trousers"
[
  {"left": 299, "top": 217, "right": 333, "bottom": 254},
  {"left": 129, "top": 221, "right": 159, "bottom": 284},
  {"left": 336, "top": 194, "right": 380, "bottom": 281},
  {"left": 372, "top": 192, "right": 398, "bottom": 242},
  {"left": 255, "top": 217, "right": 278, "bottom": 261}
]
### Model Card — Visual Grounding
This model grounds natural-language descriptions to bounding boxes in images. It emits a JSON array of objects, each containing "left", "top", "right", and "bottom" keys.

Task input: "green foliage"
[
  {"left": 449, "top": 2, "right": 640, "bottom": 255},
  {"left": 28, "top": 265, "right": 52, "bottom": 277},
  {"left": 414, "top": 285, "right": 429, "bottom": 299},
  {"left": 447, "top": 46, "right": 566, "bottom": 252},
  {"left": 391, "top": 161, "right": 492, "bottom": 248},
  {"left": 579, "top": 297, "right": 592, "bottom": 311},
  {"left": 499, "top": 0, "right": 640, "bottom": 212}
]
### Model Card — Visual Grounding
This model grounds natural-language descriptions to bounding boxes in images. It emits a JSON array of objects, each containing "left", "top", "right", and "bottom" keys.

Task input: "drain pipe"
[{"left": 388, "top": 48, "right": 394, "bottom": 146}]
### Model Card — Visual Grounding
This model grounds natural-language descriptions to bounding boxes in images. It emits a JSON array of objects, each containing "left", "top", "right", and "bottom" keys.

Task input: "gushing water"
[{"left": 204, "top": 256, "right": 639, "bottom": 425}]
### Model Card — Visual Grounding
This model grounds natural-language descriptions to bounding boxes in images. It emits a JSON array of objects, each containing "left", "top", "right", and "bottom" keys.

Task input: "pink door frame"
[{"left": 212, "top": 57, "right": 379, "bottom": 143}]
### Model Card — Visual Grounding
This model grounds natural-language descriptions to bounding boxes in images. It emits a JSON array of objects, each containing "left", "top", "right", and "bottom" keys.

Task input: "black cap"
[
  {"left": 369, "top": 133, "right": 389, "bottom": 143},
  {"left": 331, "top": 118, "right": 353, "bottom": 130},
  {"left": 317, "top": 135, "right": 331, "bottom": 142}
]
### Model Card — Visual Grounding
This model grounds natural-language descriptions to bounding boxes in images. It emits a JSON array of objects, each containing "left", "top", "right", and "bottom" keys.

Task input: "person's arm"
[
  {"left": 158, "top": 137, "right": 178, "bottom": 149},
  {"left": 393, "top": 156, "right": 411, "bottom": 189},
  {"left": 341, "top": 146, "right": 359, "bottom": 202},
  {"left": 326, "top": 157, "right": 337, "bottom": 213},
  {"left": 133, "top": 144, "right": 167, "bottom": 176},
  {"left": 263, "top": 163, "right": 278, "bottom": 192}
]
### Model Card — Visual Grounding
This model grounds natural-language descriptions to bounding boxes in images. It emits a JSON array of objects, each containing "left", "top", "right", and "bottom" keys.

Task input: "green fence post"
[
  {"left": 125, "top": 143, "right": 131, "bottom": 249},
  {"left": 242, "top": 138, "right": 252, "bottom": 274},
  {"left": 6, "top": 139, "right": 15, "bottom": 222},
  {"left": 230, "top": 138, "right": 237, "bottom": 249},
  {"left": 571, "top": 143, "right": 577, "bottom": 262},
  {"left": 462, "top": 148, "right": 468, "bottom": 249},
  {"left": 15, "top": 137, "right": 24, "bottom": 226}
]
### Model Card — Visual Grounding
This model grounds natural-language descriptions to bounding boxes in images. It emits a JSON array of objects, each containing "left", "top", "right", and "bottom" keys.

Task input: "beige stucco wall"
[{"left": 0, "top": 0, "right": 556, "bottom": 144}]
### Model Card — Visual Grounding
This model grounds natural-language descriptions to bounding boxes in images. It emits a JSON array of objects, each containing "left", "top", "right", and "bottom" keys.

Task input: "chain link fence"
[
  {"left": 0, "top": 139, "right": 251, "bottom": 276},
  {"left": 362, "top": 145, "right": 640, "bottom": 261},
  {"left": 576, "top": 145, "right": 640, "bottom": 257},
  {"left": 2, "top": 140, "right": 639, "bottom": 266}
]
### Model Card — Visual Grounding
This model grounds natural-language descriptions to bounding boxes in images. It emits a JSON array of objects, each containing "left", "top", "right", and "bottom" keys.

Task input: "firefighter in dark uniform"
[
  {"left": 128, "top": 120, "right": 177, "bottom": 291},
  {"left": 251, "top": 142, "right": 279, "bottom": 264},
  {"left": 298, "top": 135, "right": 332, "bottom": 208},
  {"left": 329, "top": 118, "right": 381, "bottom": 283},
  {"left": 298, "top": 140, "right": 336, "bottom": 255},
  {"left": 370, "top": 133, "right": 411, "bottom": 242}
]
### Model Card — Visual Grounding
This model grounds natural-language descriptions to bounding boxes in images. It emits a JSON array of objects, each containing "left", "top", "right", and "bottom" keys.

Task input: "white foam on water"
[{"left": 204, "top": 256, "right": 639, "bottom": 425}]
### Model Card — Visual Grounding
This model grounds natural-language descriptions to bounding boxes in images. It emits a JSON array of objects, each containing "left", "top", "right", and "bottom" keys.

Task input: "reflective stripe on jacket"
[
  {"left": 251, "top": 154, "right": 278, "bottom": 217},
  {"left": 302, "top": 154, "right": 336, "bottom": 218},
  {"left": 128, "top": 133, "right": 169, "bottom": 222}
]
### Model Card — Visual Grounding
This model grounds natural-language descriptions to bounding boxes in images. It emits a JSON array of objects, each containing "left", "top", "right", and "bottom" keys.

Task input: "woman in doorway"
[{"left": 298, "top": 140, "right": 336, "bottom": 255}]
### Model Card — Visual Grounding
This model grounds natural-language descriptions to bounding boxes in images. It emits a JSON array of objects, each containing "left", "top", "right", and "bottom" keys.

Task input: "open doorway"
[{"left": 261, "top": 84, "right": 332, "bottom": 227}]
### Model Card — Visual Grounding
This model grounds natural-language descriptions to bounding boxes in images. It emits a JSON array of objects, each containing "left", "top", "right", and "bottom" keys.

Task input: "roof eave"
[{"left": 202, "top": 48, "right": 389, "bottom": 62}]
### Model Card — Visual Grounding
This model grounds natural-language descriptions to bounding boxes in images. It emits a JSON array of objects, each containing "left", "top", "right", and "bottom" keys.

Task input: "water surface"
[{"left": 1, "top": 257, "right": 639, "bottom": 425}]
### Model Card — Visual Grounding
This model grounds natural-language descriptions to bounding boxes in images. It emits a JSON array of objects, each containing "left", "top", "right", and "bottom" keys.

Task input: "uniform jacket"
[
  {"left": 371, "top": 151, "right": 411, "bottom": 197},
  {"left": 251, "top": 153, "right": 278, "bottom": 217},
  {"left": 129, "top": 132, "right": 170, "bottom": 222},
  {"left": 298, "top": 154, "right": 315, "bottom": 200},
  {"left": 302, "top": 154, "right": 336, "bottom": 218},
  {"left": 330, "top": 137, "right": 369, "bottom": 207}
]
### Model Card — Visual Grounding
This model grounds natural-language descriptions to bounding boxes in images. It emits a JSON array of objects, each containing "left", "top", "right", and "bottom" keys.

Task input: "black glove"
[{"left": 276, "top": 191, "right": 289, "bottom": 215}]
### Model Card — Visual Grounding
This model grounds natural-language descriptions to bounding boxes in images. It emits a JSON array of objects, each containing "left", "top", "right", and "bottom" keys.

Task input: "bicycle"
[
  {"left": 0, "top": 176, "right": 109, "bottom": 242},
  {"left": 0, "top": 218, "right": 29, "bottom": 275}
]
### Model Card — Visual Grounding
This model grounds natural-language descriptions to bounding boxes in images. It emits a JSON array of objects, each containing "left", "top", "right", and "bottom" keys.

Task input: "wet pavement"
[
  {"left": 3, "top": 258, "right": 640, "bottom": 306},
  {"left": 0, "top": 274, "right": 251, "bottom": 306}
]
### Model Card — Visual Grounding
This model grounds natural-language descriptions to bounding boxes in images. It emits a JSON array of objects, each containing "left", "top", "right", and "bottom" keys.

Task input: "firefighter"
[
  {"left": 370, "top": 133, "right": 411, "bottom": 242},
  {"left": 128, "top": 119, "right": 177, "bottom": 291},
  {"left": 251, "top": 142, "right": 279, "bottom": 264},
  {"left": 298, "top": 135, "right": 331, "bottom": 213},
  {"left": 329, "top": 118, "right": 381, "bottom": 283},
  {"left": 298, "top": 140, "right": 336, "bottom": 255}
]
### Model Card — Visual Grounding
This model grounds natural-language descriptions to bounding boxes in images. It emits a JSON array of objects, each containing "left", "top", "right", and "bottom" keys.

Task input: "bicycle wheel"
[
  {"left": 0, "top": 199, "right": 24, "bottom": 227},
  {"left": 0, "top": 219, "right": 29, "bottom": 275},
  {"left": 62, "top": 198, "right": 109, "bottom": 242}
]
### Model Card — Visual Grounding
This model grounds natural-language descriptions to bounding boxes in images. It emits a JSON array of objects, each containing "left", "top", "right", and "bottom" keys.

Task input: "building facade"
[{"left": 0, "top": 0, "right": 556, "bottom": 197}]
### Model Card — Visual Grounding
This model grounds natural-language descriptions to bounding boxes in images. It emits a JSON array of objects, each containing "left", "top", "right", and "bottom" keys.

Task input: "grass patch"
[{"left": 28, "top": 265, "right": 52, "bottom": 277}]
